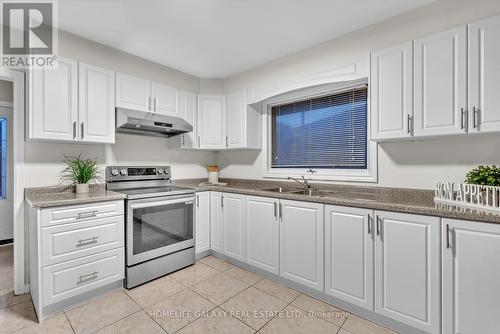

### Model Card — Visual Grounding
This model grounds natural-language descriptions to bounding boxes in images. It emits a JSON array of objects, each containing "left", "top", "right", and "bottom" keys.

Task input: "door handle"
[
  {"left": 81, "top": 122, "right": 84, "bottom": 139},
  {"left": 182, "top": 134, "right": 185, "bottom": 146},
  {"left": 367, "top": 214, "right": 372, "bottom": 234},
  {"left": 73, "top": 121, "right": 77, "bottom": 139},
  {"left": 446, "top": 224, "right": 452, "bottom": 249},
  {"left": 376, "top": 215, "right": 381, "bottom": 237},
  {"left": 221, "top": 194, "right": 224, "bottom": 208},
  {"left": 226, "top": 136, "right": 228, "bottom": 147},
  {"left": 473, "top": 107, "right": 479, "bottom": 129},
  {"left": 278, "top": 203, "right": 283, "bottom": 221},
  {"left": 196, "top": 195, "right": 199, "bottom": 208},
  {"left": 273, "top": 202, "right": 277, "bottom": 219},
  {"left": 76, "top": 236, "right": 99, "bottom": 247},
  {"left": 77, "top": 211, "right": 98, "bottom": 219},
  {"left": 154, "top": 97, "right": 157, "bottom": 112},
  {"left": 407, "top": 114, "right": 412, "bottom": 134},
  {"left": 77, "top": 271, "right": 99, "bottom": 285},
  {"left": 148, "top": 96, "right": 152, "bottom": 111}
]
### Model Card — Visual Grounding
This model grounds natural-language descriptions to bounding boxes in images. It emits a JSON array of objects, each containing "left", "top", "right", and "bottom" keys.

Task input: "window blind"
[{"left": 271, "top": 86, "right": 367, "bottom": 169}]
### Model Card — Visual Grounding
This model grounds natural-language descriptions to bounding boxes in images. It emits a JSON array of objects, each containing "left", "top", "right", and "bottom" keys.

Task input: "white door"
[
  {"left": 245, "top": 196, "right": 279, "bottom": 274},
  {"left": 469, "top": 15, "right": 500, "bottom": 134},
  {"left": 195, "top": 192, "right": 210, "bottom": 255},
  {"left": 197, "top": 95, "right": 226, "bottom": 149},
  {"left": 226, "top": 90, "right": 246, "bottom": 148},
  {"left": 374, "top": 211, "right": 440, "bottom": 334},
  {"left": 414, "top": 26, "right": 467, "bottom": 137},
  {"left": 371, "top": 42, "right": 413, "bottom": 140},
  {"left": 443, "top": 219, "right": 500, "bottom": 334},
  {"left": 28, "top": 56, "right": 78, "bottom": 141},
  {"left": 152, "top": 82, "right": 178, "bottom": 116},
  {"left": 222, "top": 193, "right": 245, "bottom": 261},
  {"left": 179, "top": 91, "right": 197, "bottom": 148},
  {"left": 79, "top": 63, "right": 115, "bottom": 144},
  {"left": 280, "top": 200, "right": 324, "bottom": 291},
  {"left": 115, "top": 73, "right": 152, "bottom": 112},
  {"left": 325, "top": 205, "right": 374, "bottom": 310},
  {"left": 210, "top": 192, "right": 222, "bottom": 252},
  {"left": 0, "top": 107, "right": 12, "bottom": 241}
]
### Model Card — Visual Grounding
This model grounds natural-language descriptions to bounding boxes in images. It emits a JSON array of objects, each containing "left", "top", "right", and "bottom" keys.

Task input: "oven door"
[{"left": 126, "top": 194, "right": 195, "bottom": 266}]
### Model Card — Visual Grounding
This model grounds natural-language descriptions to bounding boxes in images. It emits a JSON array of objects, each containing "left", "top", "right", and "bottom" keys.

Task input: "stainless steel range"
[{"left": 105, "top": 166, "right": 195, "bottom": 288}]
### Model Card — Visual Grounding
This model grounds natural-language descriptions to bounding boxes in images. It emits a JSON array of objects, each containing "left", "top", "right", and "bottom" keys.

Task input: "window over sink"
[{"left": 263, "top": 80, "right": 377, "bottom": 182}]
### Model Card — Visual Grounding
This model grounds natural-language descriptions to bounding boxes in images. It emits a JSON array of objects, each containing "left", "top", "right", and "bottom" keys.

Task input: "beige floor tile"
[
  {"left": 220, "top": 286, "right": 287, "bottom": 330},
  {"left": 223, "top": 266, "right": 262, "bottom": 285},
  {"left": 0, "top": 291, "right": 31, "bottom": 309},
  {"left": 198, "top": 256, "right": 235, "bottom": 272},
  {"left": 259, "top": 304, "right": 340, "bottom": 334},
  {"left": 124, "top": 275, "right": 185, "bottom": 308},
  {"left": 292, "top": 294, "right": 348, "bottom": 327},
  {"left": 146, "top": 289, "right": 215, "bottom": 333},
  {"left": 176, "top": 308, "right": 254, "bottom": 334},
  {"left": 0, "top": 300, "right": 38, "bottom": 333},
  {"left": 15, "top": 313, "right": 73, "bottom": 334},
  {"left": 169, "top": 262, "right": 219, "bottom": 287},
  {"left": 65, "top": 290, "right": 140, "bottom": 334},
  {"left": 254, "top": 279, "right": 300, "bottom": 303},
  {"left": 342, "top": 315, "right": 399, "bottom": 334},
  {"left": 192, "top": 273, "right": 249, "bottom": 305},
  {"left": 96, "top": 311, "right": 164, "bottom": 334}
]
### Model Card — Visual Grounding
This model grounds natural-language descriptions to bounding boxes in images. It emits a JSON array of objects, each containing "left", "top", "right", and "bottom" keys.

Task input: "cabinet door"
[
  {"left": 195, "top": 192, "right": 210, "bottom": 255},
  {"left": 280, "top": 200, "right": 323, "bottom": 291},
  {"left": 371, "top": 42, "right": 413, "bottom": 140},
  {"left": 443, "top": 219, "right": 500, "bottom": 334},
  {"left": 222, "top": 193, "right": 245, "bottom": 261},
  {"left": 226, "top": 90, "right": 246, "bottom": 148},
  {"left": 197, "top": 95, "right": 226, "bottom": 149},
  {"left": 152, "top": 82, "right": 179, "bottom": 116},
  {"left": 179, "top": 91, "right": 197, "bottom": 148},
  {"left": 325, "top": 205, "right": 374, "bottom": 310},
  {"left": 245, "top": 196, "right": 279, "bottom": 274},
  {"left": 210, "top": 192, "right": 222, "bottom": 252},
  {"left": 469, "top": 15, "right": 500, "bottom": 134},
  {"left": 29, "top": 56, "right": 78, "bottom": 141},
  {"left": 115, "top": 73, "right": 151, "bottom": 112},
  {"left": 414, "top": 26, "right": 467, "bottom": 137},
  {"left": 374, "top": 211, "right": 440, "bottom": 334},
  {"left": 79, "top": 63, "right": 115, "bottom": 144}
]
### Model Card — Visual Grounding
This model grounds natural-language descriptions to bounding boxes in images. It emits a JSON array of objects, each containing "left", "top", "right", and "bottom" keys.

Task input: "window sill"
[{"left": 263, "top": 169, "right": 378, "bottom": 183}]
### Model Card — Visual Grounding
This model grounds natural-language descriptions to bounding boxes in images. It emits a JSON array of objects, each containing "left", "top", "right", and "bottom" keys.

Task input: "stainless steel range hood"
[{"left": 116, "top": 108, "right": 193, "bottom": 138}]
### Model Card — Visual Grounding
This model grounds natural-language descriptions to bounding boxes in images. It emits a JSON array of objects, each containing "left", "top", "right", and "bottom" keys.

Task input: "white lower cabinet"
[
  {"left": 222, "top": 193, "right": 246, "bottom": 261},
  {"left": 245, "top": 196, "right": 279, "bottom": 274},
  {"left": 210, "top": 192, "right": 222, "bottom": 252},
  {"left": 374, "top": 211, "right": 441, "bottom": 334},
  {"left": 443, "top": 219, "right": 500, "bottom": 334},
  {"left": 280, "top": 200, "right": 324, "bottom": 291},
  {"left": 325, "top": 205, "right": 373, "bottom": 309},
  {"left": 195, "top": 192, "right": 210, "bottom": 256}
]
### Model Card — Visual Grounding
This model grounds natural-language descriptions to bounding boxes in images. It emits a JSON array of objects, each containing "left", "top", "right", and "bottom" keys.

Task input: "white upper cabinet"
[
  {"left": 374, "top": 211, "right": 440, "bottom": 334},
  {"left": 195, "top": 192, "right": 210, "bottom": 256},
  {"left": 169, "top": 91, "right": 197, "bottom": 149},
  {"left": 245, "top": 196, "right": 279, "bottom": 274},
  {"left": 152, "top": 82, "right": 179, "bottom": 116},
  {"left": 222, "top": 193, "right": 246, "bottom": 261},
  {"left": 371, "top": 42, "right": 413, "bottom": 140},
  {"left": 115, "top": 73, "right": 152, "bottom": 112},
  {"left": 79, "top": 63, "right": 115, "bottom": 144},
  {"left": 414, "top": 26, "right": 468, "bottom": 137},
  {"left": 28, "top": 57, "right": 78, "bottom": 141},
  {"left": 197, "top": 95, "right": 227, "bottom": 149},
  {"left": 469, "top": 15, "right": 500, "bottom": 134},
  {"left": 443, "top": 219, "right": 500, "bottom": 334},
  {"left": 280, "top": 200, "right": 324, "bottom": 291},
  {"left": 325, "top": 205, "right": 374, "bottom": 310},
  {"left": 226, "top": 89, "right": 262, "bottom": 150}
]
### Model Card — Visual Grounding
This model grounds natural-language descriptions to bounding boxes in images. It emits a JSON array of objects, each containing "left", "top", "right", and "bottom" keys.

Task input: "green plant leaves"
[
  {"left": 465, "top": 165, "right": 500, "bottom": 187},
  {"left": 59, "top": 154, "right": 102, "bottom": 185}
]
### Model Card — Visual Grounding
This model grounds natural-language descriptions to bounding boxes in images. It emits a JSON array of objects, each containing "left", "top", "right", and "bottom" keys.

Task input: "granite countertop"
[
  {"left": 25, "top": 184, "right": 126, "bottom": 208},
  {"left": 174, "top": 178, "right": 500, "bottom": 224}
]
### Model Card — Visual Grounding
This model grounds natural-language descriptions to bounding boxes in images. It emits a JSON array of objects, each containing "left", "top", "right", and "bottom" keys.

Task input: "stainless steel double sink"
[{"left": 258, "top": 187, "right": 338, "bottom": 197}]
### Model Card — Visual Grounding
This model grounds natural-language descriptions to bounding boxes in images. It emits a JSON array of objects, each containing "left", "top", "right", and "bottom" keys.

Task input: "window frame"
[{"left": 262, "top": 80, "right": 377, "bottom": 182}]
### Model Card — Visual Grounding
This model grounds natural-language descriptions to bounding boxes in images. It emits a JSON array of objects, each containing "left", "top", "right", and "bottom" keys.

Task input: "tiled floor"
[{"left": 0, "top": 249, "right": 399, "bottom": 334}]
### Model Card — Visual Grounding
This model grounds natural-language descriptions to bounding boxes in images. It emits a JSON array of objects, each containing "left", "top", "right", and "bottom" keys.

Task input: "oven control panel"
[{"left": 106, "top": 166, "right": 171, "bottom": 181}]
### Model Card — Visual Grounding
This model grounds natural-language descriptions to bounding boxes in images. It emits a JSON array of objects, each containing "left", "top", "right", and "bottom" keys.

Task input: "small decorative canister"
[{"left": 207, "top": 165, "right": 219, "bottom": 184}]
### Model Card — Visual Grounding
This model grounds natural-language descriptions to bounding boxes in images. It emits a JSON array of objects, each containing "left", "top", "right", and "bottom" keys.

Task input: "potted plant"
[
  {"left": 465, "top": 165, "right": 500, "bottom": 187},
  {"left": 59, "top": 155, "right": 101, "bottom": 193}
]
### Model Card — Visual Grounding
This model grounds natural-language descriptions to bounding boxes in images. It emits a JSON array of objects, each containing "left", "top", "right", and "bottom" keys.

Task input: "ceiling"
[{"left": 59, "top": 0, "right": 434, "bottom": 79}]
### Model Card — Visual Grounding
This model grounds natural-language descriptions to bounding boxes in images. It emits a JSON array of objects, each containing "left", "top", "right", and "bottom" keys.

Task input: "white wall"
[
  {"left": 24, "top": 31, "right": 215, "bottom": 187},
  {"left": 218, "top": 0, "right": 500, "bottom": 189}
]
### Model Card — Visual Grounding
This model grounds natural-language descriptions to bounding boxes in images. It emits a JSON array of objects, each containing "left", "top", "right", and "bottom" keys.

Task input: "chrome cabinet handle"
[
  {"left": 273, "top": 202, "right": 277, "bottom": 219},
  {"left": 73, "top": 121, "right": 77, "bottom": 139},
  {"left": 154, "top": 97, "right": 157, "bottom": 112},
  {"left": 81, "top": 122, "right": 84, "bottom": 139},
  {"left": 196, "top": 195, "right": 199, "bottom": 208},
  {"left": 407, "top": 115, "right": 412, "bottom": 134},
  {"left": 148, "top": 96, "right": 152, "bottom": 111},
  {"left": 226, "top": 136, "right": 228, "bottom": 147},
  {"left": 460, "top": 108, "right": 468, "bottom": 132},
  {"left": 279, "top": 203, "right": 283, "bottom": 221},
  {"left": 182, "top": 134, "right": 185, "bottom": 146},
  {"left": 198, "top": 136, "right": 201, "bottom": 147},
  {"left": 77, "top": 271, "right": 99, "bottom": 285},
  {"left": 76, "top": 236, "right": 99, "bottom": 248},
  {"left": 473, "top": 107, "right": 479, "bottom": 129},
  {"left": 221, "top": 194, "right": 224, "bottom": 208},
  {"left": 77, "top": 210, "right": 98, "bottom": 219},
  {"left": 446, "top": 224, "right": 452, "bottom": 249},
  {"left": 376, "top": 215, "right": 381, "bottom": 236},
  {"left": 367, "top": 214, "right": 372, "bottom": 235}
]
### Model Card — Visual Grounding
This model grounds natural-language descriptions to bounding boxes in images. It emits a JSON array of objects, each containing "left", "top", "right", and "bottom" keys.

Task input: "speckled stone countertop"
[
  {"left": 174, "top": 178, "right": 500, "bottom": 224},
  {"left": 25, "top": 184, "right": 126, "bottom": 208}
]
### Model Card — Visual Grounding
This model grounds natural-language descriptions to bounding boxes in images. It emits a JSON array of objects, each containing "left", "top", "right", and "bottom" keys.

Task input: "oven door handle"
[{"left": 129, "top": 197, "right": 195, "bottom": 209}]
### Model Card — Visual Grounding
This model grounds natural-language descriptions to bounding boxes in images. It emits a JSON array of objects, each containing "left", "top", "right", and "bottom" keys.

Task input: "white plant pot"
[{"left": 75, "top": 183, "right": 89, "bottom": 194}]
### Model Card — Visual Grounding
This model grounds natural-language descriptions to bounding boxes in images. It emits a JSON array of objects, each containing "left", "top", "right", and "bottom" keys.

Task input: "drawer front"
[
  {"left": 42, "top": 248, "right": 124, "bottom": 306},
  {"left": 41, "top": 200, "right": 124, "bottom": 227},
  {"left": 41, "top": 216, "right": 124, "bottom": 266}
]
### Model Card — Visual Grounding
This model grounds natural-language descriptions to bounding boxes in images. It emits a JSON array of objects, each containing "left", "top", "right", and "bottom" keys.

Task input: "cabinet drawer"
[
  {"left": 41, "top": 216, "right": 124, "bottom": 266},
  {"left": 41, "top": 201, "right": 124, "bottom": 227},
  {"left": 42, "top": 248, "right": 124, "bottom": 306}
]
